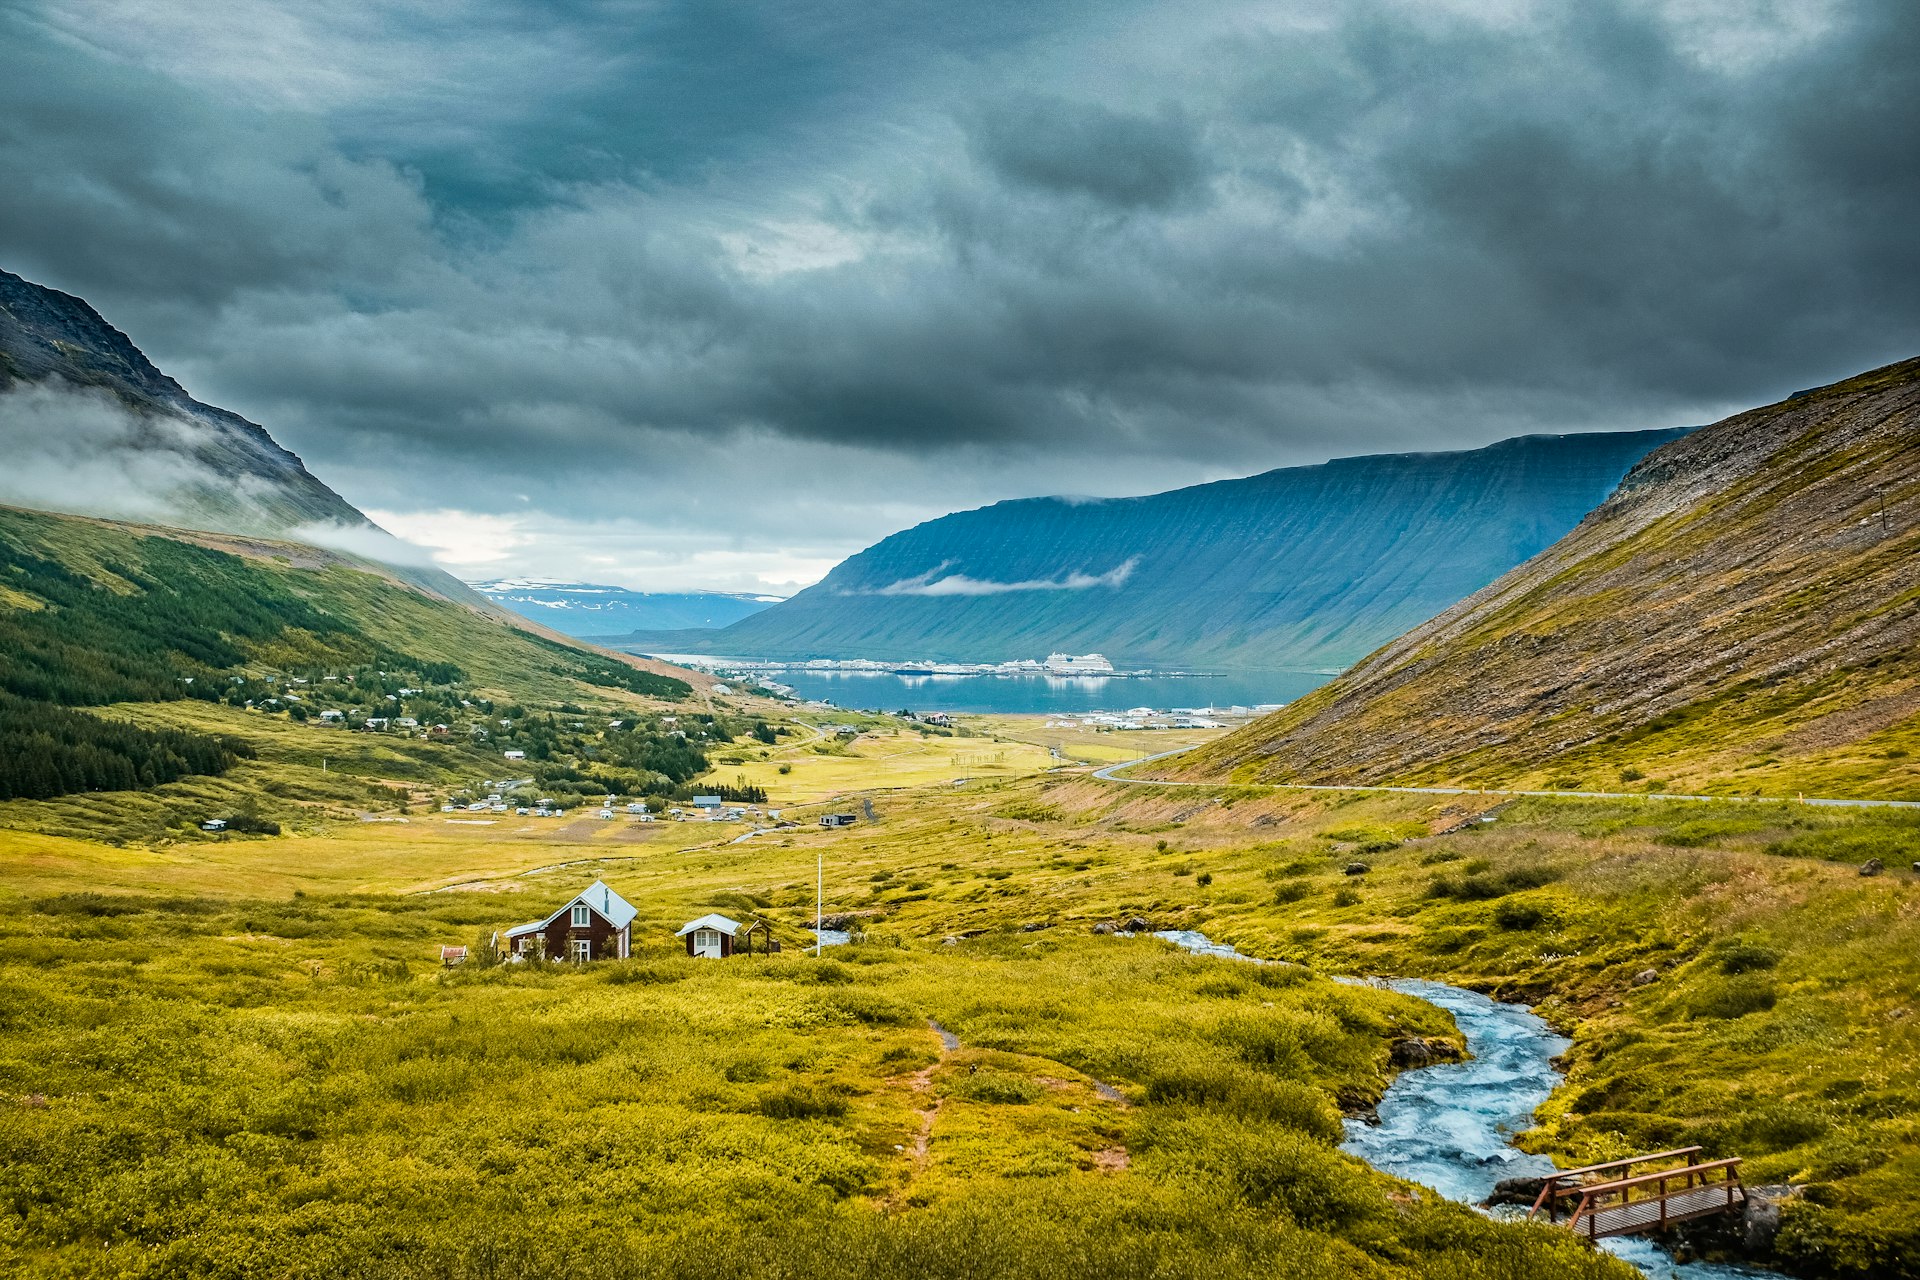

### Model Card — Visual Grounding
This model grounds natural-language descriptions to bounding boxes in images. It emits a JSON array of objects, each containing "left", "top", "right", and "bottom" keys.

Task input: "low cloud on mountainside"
[
  {"left": 867, "top": 559, "right": 1139, "bottom": 598},
  {"left": 2, "top": 0, "right": 1916, "bottom": 587},
  {"left": 0, "top": 381, "right": 281, "bottom": 526}
]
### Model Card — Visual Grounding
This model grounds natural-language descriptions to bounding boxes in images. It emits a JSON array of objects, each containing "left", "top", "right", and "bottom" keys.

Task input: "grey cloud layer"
[{"left": 2, "top": 0, "right": 1916, "bottom": 569}]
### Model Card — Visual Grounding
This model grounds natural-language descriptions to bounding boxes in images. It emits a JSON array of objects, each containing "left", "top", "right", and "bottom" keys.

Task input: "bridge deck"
[{"left": 1575, "top": 1185, "right": 1746, "bottom": 1239}]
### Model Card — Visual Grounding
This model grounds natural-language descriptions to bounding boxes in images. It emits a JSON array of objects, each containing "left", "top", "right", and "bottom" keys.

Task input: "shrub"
[
  {"left": 787, "top": 960, "right": 854, "bottom": 985},
  {"left": 953, "top": 1069, "right": 1045, "bottom": 1105},
  {"left": 758, "top": 1083, "right": 847, "bottom": 1120},
  {"left": 602, "top": 963, "right": 684, "bottom": 986},
  {"left": 1331, "top": 887, "right": 1361, "bottom": 908},
  {"left": 1688, "top": 977, "right": 1778, "bottom": 1019},
  {"left": 1492, "top": 898, "right": 1551, "bottom": 930},
  {"left": 1427, "top": 865, "right": 1559, "bottom": 901},
  {"left": 1145, "top": 1114, "right": 1375, "bottom": 1229},
  {"left": 1766, "top": 820, "right": 1920, "bottom": 865},
  {"left": 1657, "top": 818, "right": 1765, "bottom": 848},
  {"left": 1318, "top": 824, "right": 1400, "bottom": 854},
  {"left": 829, "top": 989, "right": 917, "bottom": 1026},
  {"left": 1710, "top": 939, "right": 1781, "bottom": 974},
  {"left": 1144, "top": 1065, "right": 1341, "bottom": 1142},
  {"left": 1195, "top": 872, "right": 1213, "bottom": 888},
  {"left": 880, "top": 1044, "right": 937, "bottom": 1072},
  {"left": 1273, "top": 882, "right": 1313, "bottom": 905}
]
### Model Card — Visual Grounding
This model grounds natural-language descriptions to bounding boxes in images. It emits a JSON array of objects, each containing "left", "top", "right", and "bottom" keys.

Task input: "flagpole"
[{"left": 815, "top": 850, "right": 823, "bottom": 957}]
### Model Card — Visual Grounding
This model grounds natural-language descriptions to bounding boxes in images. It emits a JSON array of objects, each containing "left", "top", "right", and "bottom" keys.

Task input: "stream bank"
[{"left": 1152, "top": 933, "right": 1772, "bottom": 1279}]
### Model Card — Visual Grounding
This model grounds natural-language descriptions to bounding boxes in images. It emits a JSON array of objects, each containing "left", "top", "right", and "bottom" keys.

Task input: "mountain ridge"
[
  {"left": 474, "top": 579, "right": 782, "bottom": 637},
  {"left": 0, "top": 266, "right": 364, "bottom": 535},
  {"left": 610, "top": 429, "right": 1691, "bottom": 670},
  {"left": 1169, "top": 356, "right": 1920, "bottom": 798}
]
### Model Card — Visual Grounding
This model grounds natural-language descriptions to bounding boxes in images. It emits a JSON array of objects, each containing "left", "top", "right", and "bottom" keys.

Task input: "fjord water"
[
  {"left": 767, "top": 667, "right": 1331, "bottom": 714},
  {"left": 1155, "top": 936, "right": 1768, "bottom": 1279}
]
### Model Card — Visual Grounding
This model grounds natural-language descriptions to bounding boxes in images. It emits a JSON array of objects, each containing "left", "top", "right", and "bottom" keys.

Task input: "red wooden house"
[{"left": 495, "top": 880, "right": 636, "bottom": 962}]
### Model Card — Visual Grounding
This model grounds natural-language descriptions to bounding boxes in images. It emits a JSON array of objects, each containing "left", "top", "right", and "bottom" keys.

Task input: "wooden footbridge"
[{"left": 1529, "top": 1147, "right": 1745, "bottom": 1240}]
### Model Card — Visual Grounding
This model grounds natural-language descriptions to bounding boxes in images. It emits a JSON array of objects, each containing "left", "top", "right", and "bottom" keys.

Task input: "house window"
[
  {"left": 571, "top": 904, "right": 590, "bottom": 927},
  {"left": 571, "top": 939, "right": 591, "bottom": 963}
]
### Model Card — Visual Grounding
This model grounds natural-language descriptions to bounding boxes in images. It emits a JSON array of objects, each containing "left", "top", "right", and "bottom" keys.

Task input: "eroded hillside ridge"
[
  {"left": 1177, "top": 357, "right": 1920, "bottom": 796},
  {"left": 0, "top": 267, "right": 365, "bottom": 533},
  {"left": 625, "top": 428, "right": 1689, "bottom": 671}
]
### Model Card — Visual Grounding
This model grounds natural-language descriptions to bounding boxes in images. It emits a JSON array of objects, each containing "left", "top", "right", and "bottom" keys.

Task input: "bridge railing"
[
  {"left": 1532, "top": 1150, "right": 1743, "bottom": 1240},
  {"left": 1528, "top": 1145, "right": 1704, "bottom": 1221}
]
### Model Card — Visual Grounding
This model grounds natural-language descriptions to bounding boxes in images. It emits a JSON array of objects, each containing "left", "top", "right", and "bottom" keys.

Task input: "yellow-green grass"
[
  {"left": 10, "top": 730, "right": 1920, "bottom": 1275},
  {"left": 964, "top": 715, "right": 1225, "bottom": 764},
  {"left": 0, "top": 877, "right": 1628, "bottom": 1280},
  {"left": 712, "top": 725, "right": 1063, "bottom": 804}
]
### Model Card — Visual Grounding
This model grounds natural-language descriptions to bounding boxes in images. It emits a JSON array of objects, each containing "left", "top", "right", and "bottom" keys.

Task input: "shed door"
[{"left": 693, "top": 928, "right": 722, "bottom": 958}]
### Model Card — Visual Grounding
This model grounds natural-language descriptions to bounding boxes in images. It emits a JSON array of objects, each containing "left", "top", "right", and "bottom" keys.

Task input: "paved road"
[{"left": 1092, "top": 746, "right": 1920, "bottom": 810}]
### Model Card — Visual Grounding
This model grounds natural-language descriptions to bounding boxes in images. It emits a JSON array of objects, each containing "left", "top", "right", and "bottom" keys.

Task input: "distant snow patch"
[{"left": 863, "top": 557, "right": 1138, "bottom": 597}]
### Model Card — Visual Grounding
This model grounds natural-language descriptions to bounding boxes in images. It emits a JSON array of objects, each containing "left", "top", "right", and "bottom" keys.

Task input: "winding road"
[{"left": 1092, "top": 745, "right": 1920, "bottom": 810}]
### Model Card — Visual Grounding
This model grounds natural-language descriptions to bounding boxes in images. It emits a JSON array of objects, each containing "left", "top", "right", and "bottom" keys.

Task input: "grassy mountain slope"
[
  {"left": 1174, "top": 358, "right": 1920, "bottom": 798},
  {"left": 612, "top": 430, "right": 1687, "bottom": 670},
  {"left": 0, "top": 504, "right": 740, "bottom": 836}
]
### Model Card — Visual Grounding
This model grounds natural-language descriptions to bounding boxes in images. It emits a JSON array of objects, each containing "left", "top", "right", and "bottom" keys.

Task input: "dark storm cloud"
[
  {"left": 2, "top": 0, "right": 1918, "bottom": 564},
  {"left": 968, "top": 96, "right": 1212, "bottom": 209}
]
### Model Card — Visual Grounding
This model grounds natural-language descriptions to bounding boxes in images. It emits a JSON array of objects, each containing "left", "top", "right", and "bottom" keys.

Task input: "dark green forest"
[{"left": 0, "top": 693, "right": 252, "bottom": 801}]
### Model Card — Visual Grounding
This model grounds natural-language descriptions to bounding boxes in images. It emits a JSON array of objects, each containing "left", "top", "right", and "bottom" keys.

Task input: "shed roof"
[{"left": 676, "top": 913, "right": 742, "bottom": 937}]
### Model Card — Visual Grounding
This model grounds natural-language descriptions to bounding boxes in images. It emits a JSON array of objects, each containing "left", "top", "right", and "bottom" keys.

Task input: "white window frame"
[
  {"left": 571, "top": 904, "right": 590, "bottom": 927},
  {"left": 570, "top": 938, "right": 591, "bottom": 963}
]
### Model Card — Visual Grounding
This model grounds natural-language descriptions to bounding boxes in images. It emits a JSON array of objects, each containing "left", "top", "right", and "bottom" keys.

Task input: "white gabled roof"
[
  {"left": 507, "top": 879, "right": 638, "bottom": 936},
  {"left": 676, "top": 913, "right": 742, "bottom": 937}
]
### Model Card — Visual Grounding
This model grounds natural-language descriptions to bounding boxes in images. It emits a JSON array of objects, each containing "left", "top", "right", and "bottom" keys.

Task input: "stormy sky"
[{"left": 3, "top": 0, "right": 1917, "bottom": 591}]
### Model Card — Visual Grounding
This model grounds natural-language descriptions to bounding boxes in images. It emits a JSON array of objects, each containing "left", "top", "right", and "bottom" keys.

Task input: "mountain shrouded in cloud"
[
  {"left": 609, "top": 429, "right": 1689, "bottom": 670},
  {"left": 0, "top": 267, "right": 367, "bottom": 538},
  {"left": 1, "top": 1, "right": 1917, "bottom": 588}
]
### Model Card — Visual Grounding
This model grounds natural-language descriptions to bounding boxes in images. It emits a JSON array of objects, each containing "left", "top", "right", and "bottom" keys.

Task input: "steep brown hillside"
[{"left": 1171, "top": 357, "right": 1920, "bottom": 799}]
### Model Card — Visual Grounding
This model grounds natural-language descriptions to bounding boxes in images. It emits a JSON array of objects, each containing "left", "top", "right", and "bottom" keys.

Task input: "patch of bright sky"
[{"left": 366, "top": 507, "right": 843, "bottom": 593}]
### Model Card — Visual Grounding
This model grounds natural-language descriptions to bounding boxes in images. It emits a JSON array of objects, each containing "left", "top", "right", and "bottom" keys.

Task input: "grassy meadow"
[
  {"left": 5, "top": 704, "right": 1920, "bottom": 1278},
  {"left": 0, "top": 878, "right": 1628, "bottom": 1280}
]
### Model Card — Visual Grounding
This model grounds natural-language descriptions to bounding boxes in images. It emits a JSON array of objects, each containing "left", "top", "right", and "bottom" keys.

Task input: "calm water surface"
[{"left": 758, "top": 668, "right": 1333, "bottom": 714}]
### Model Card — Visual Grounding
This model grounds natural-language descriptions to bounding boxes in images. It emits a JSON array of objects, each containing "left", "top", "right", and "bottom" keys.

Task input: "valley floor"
[{"left": 3, "top": 713, "right": 1919, "bottom": 1279}]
